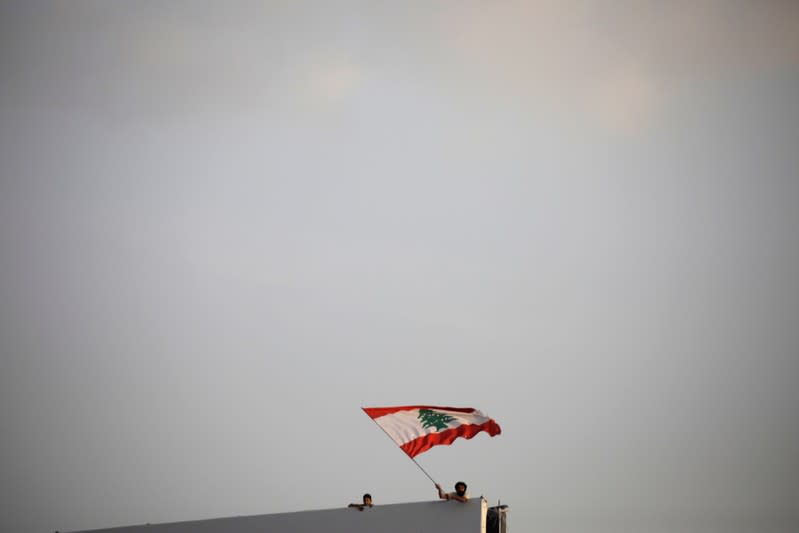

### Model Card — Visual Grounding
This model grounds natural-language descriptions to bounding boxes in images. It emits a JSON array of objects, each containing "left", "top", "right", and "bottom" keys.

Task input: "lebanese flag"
[{"left": 362, "top": 405, "right": 501, "bottom": 458}]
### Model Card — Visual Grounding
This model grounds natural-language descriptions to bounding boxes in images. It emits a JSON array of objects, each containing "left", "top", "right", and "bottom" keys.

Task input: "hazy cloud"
[{"left": 1, "top": 3, "right": 798, "bottom": 533}]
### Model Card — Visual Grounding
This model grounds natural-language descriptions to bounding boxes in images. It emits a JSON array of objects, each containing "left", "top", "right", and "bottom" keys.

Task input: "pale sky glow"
[{"left": 1, "top": 3, "right": 798, "bottom": 533}]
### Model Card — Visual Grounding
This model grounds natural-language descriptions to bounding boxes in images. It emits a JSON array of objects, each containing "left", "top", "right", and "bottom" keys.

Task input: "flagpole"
[
  {"left": 363, "top": 409, "right": 438, "bottom": 486},
  {"left": 408, "top": 456, "right": 437, "bottom": 485}
]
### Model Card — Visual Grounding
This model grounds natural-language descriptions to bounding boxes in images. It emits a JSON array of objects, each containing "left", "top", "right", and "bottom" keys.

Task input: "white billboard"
[{"left": 67, "top": 498, "right": 487, "bottom": 533}]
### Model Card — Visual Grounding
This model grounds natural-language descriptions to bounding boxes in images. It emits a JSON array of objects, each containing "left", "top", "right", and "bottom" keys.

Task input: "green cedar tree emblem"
[{"left": 418, "top": 409, "right": 456, "bottom": 431}]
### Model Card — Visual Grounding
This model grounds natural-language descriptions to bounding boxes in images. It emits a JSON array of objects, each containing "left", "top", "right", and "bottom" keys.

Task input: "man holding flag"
[{"left": 436, "top": 481, "right": 469, "bottom": 502}]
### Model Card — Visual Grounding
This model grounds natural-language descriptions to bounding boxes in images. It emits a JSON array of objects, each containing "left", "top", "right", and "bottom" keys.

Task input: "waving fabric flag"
[{"left": 362, "top": 405, "right": 501, "bottom": 458}]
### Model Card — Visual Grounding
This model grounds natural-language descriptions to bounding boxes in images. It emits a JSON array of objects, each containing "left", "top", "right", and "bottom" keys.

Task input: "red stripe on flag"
[
  {"left": 362, "top": 405, "right": 477, "bottom": 419},
  {"left": 399, "top": 419, "right": 502, "bottom": 458}
]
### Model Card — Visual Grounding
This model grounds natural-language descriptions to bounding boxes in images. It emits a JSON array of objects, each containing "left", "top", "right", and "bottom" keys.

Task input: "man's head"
[
  {"left": 454, "top": 482, "right": 467, "bottom": 496},
  {"left": 362, "top": 494, "right": 372, "bottom": 506}
]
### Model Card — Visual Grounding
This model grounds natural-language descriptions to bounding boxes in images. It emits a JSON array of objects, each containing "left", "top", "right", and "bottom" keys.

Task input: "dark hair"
[
  {"left": 455, "top": 481, "right": 467, "bottom": 490},
  {"left": 363, "top": 493, "right": 372, "bottom": 500}
]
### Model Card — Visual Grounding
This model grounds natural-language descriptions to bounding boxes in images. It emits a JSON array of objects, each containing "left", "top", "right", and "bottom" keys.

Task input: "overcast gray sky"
[{"left": 1, "top": 2, "right": 798, "bottom": 533}]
